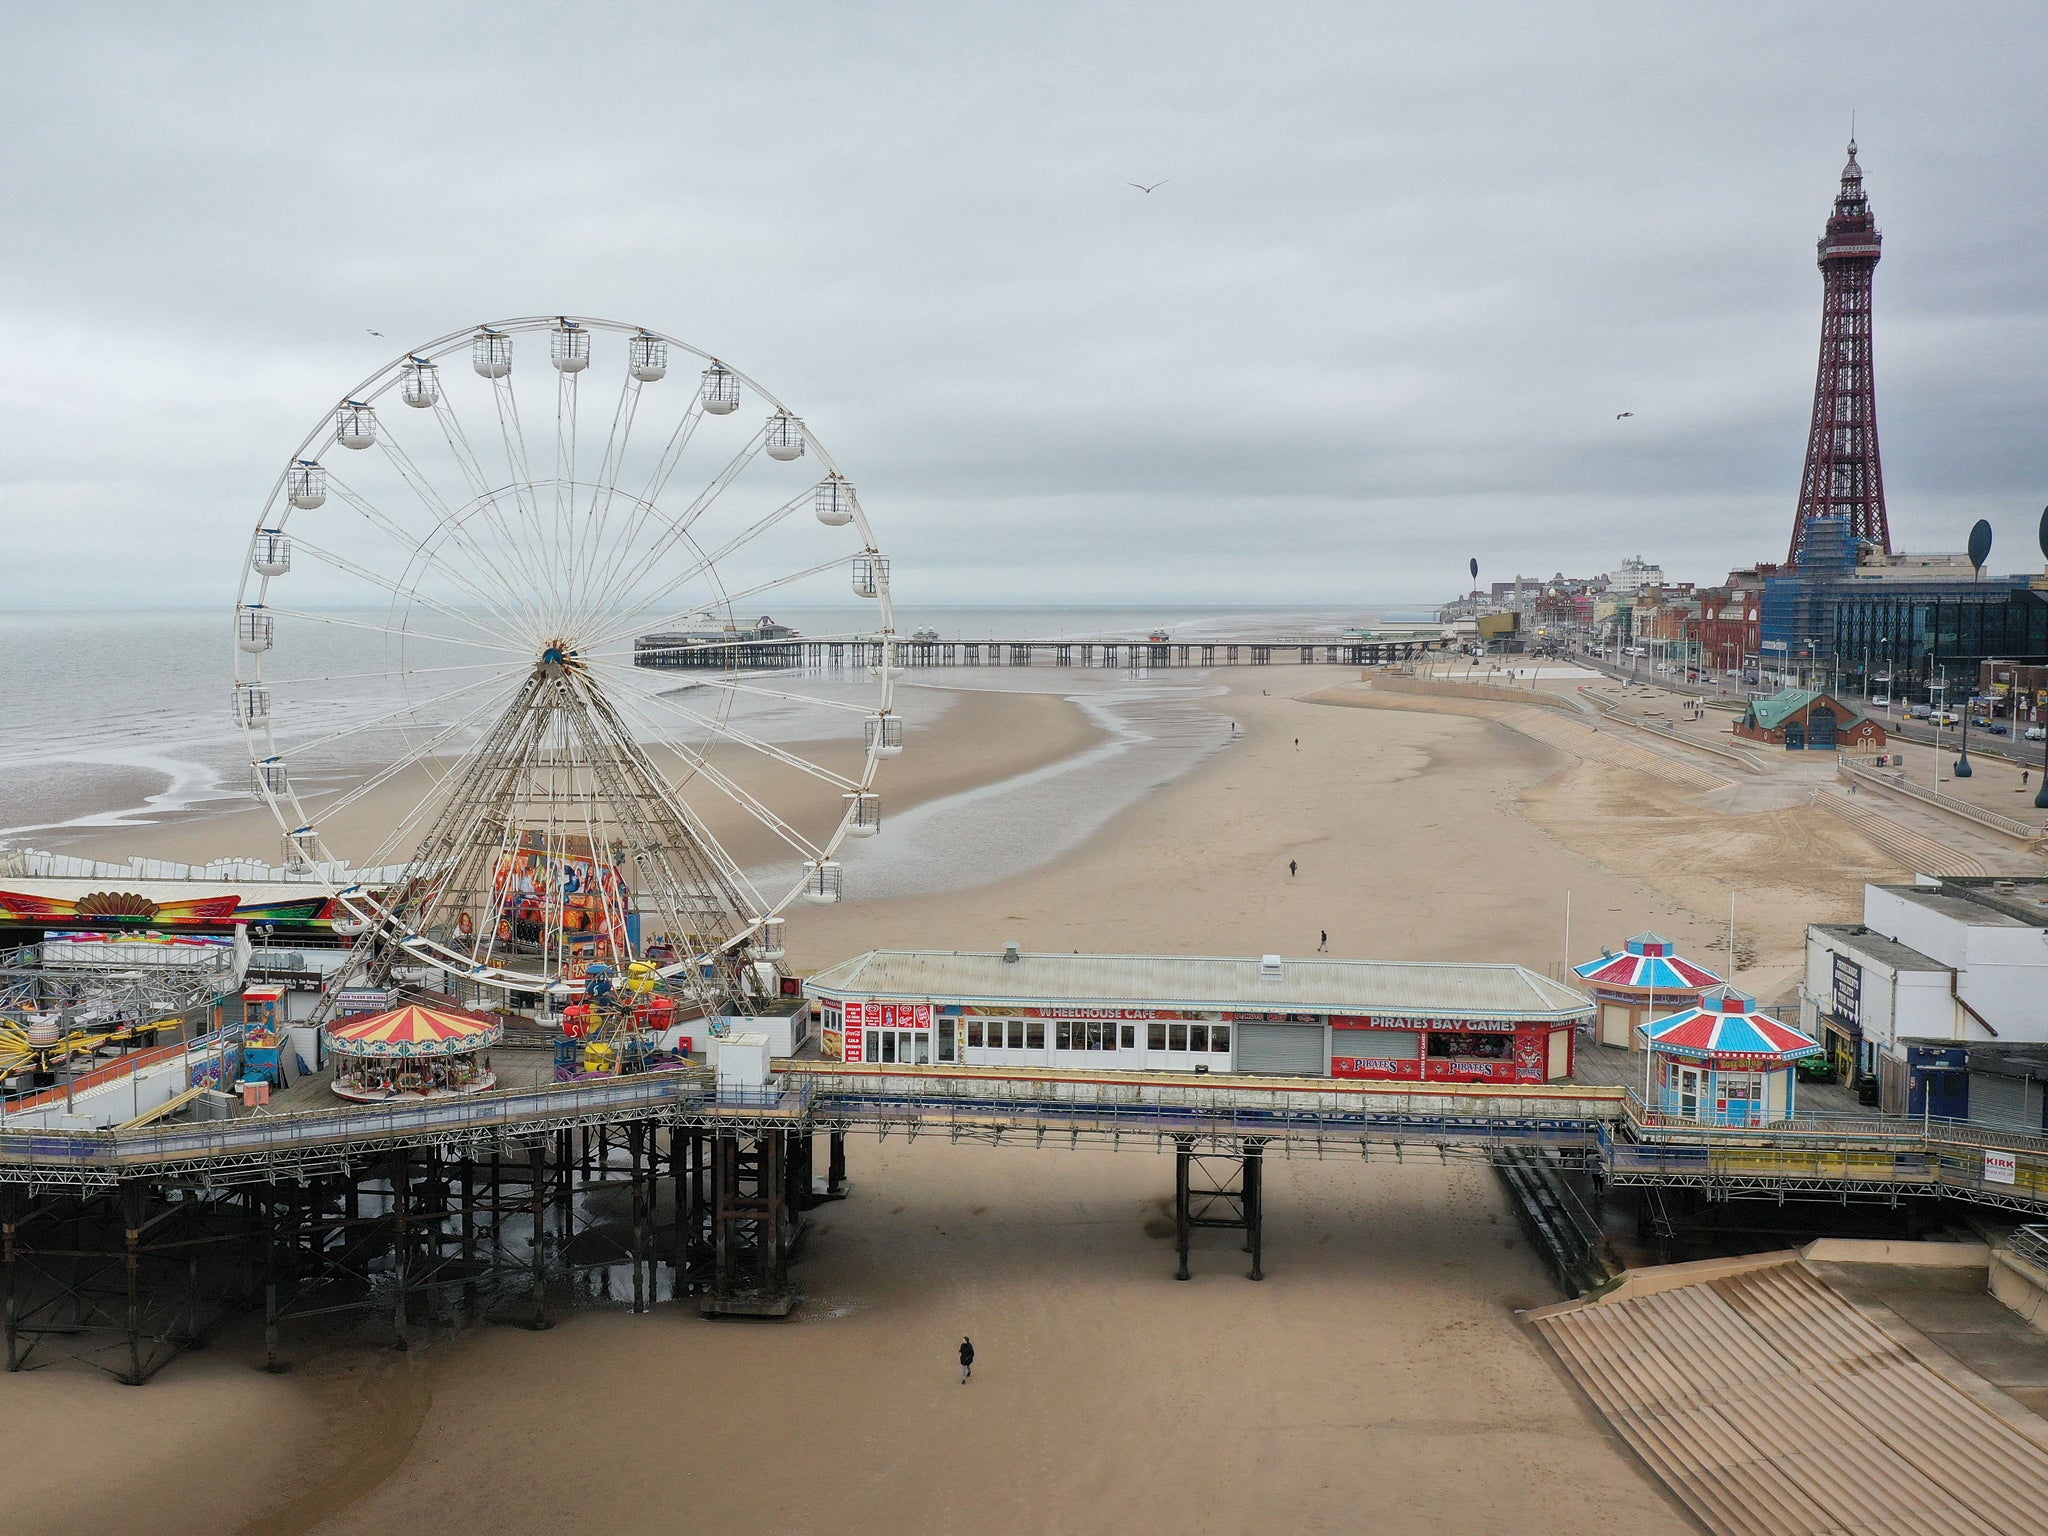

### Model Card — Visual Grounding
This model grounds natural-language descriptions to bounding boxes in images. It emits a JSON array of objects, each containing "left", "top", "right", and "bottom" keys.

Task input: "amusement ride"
[{"left": 231, "top": 316, "right": 898, "bottom": 1054}]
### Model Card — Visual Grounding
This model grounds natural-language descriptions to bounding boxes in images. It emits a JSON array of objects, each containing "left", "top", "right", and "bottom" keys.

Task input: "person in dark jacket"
[{"left": 959, "top": 1335, "right": 975, "bottom": 1384}]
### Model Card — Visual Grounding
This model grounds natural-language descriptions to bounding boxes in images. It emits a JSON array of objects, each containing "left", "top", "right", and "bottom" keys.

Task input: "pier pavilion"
[{"left": 803, "top": 948, "right": 1591, "bottom": 1084}]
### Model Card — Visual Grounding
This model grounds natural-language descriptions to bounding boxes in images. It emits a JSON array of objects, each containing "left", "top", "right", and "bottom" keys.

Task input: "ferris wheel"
[{"left": 231, "top": 315, "right": 900, "bottom": 1005}]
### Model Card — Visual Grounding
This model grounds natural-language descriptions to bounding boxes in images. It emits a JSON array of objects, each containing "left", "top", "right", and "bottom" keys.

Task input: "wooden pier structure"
[
  {"left": 5, "top": 1056, "right": 2046, "bottom": 1381},
  {"left": 634, "top": 635, "right": 1447, "bottom": 672}
]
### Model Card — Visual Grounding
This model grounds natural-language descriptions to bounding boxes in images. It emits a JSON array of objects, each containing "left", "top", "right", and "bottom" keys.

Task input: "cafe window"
[
  {"left": 966, "top": 1020, "right": 983, "bottom": 1048},
  {"left": 938, "top": 1018, "right": 956, "bottom": 1063},
  {"left": 1210, "top": 1023, "right": 1229, "bottom": 1052},
  {"left": 1027, "top": 1021, "right": 1045, "bottom": 1050},
  {"left": 1120, "top": 1024, "right": 1136, "bottom": 1049},
  {"left": 1148, "top": 1022, "right": 1167, "bottom": 1051}
]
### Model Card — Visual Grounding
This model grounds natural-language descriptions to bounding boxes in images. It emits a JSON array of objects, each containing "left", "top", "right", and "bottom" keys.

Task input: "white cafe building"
[{"left": 803, "top": 948, "right": 1593, "bottom": 1083}]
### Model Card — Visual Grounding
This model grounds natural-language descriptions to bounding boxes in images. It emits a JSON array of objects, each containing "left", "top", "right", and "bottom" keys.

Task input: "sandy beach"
[
  {"left": 40, "top": 683, "right": 1109, "bottom": 881},
  {"left": 4, "top": 661, "right": 1929, "bottom": 1536}
]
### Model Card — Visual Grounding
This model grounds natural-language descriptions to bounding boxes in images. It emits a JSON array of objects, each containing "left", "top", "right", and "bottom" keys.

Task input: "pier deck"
[{"left": 634, "top": 636, "right": 1446, "bottom": 671}]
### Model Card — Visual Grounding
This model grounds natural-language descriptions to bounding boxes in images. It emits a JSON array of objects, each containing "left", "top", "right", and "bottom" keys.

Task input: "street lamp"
[
  {"left": 2036, "top": 504, "right": 2048, "bottom": 809},
  {"left": 1955, "top": 518, "right": 1993, "bottom": 779}
]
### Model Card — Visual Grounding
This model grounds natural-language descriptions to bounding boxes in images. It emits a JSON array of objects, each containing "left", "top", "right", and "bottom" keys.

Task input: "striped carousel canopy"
[
  {"left": 1637, "top": 987, "right": 1822, "bottom": 1064},
  {"left": 1574, "top": 931, "right": 1721, "bottom": 994},
  {"left": 326, "top": 1004, "right": 503, "bottom": 1059}
]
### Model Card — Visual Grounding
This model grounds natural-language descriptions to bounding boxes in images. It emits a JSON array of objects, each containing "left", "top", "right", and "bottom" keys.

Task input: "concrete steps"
[
  {"left": 1812, "top": 787, "right": 1992, "bottom": 877},
  {"left": 1508, "top": 709, "right": 1731, "bottom": 791},
  {"left": 1535, "top": 1260, "right": 2048, "bottom": 1535}
]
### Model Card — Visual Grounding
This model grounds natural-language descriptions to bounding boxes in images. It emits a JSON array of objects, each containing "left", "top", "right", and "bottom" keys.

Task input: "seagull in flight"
[
  {"left": 367, "top": 328, "right": 384, "bottom": 337},
  {"left": 1128, "top": 180, "right": 1168, "bottom": 193},
  {"left": 1615, "top": 410, "right": 1634, "bottom": 419}
]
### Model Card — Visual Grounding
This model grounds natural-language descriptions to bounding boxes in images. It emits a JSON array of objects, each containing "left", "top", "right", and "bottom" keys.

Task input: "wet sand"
[
  {"left": 6, "top": 663, "right": 1919, "bottom": 1536},
  {"left": 40, "top": 684, "right": 1107, "bottom": 878}
]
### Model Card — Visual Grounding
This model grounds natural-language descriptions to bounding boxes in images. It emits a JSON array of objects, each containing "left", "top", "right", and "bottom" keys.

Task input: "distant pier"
[{"left": 634, "top": 635, "right": 1447, "bottom": 671}]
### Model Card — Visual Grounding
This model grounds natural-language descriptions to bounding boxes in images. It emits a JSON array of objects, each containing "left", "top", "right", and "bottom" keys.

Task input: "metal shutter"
[
  {"left": 1970, "top": 1071, "right": 2030, "bottom": 1131},
  {"left": 1336, "top": 1028, "right": 1418, "bottom": 1059},
  {"left": 1235, "top": 1022, "right": 1327, "bottom": 1077}
]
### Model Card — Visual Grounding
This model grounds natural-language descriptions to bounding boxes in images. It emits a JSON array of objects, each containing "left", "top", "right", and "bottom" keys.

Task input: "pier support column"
[
  {"left": 390, "top": 1149, "right": 411, "bottom": 1347},
  {"left": 527, "top": 1142, "right": 552, "bottom": 1331},
  {"left": 121, "top": 1180, "right": 148, "bottom": 1386},
  {"left": 702, "top": 1128, "right": 798, "bottom": 1317},
  {"left": 2, "top": 1186, "right": 23, "bottom": 1372},
  {"left": 261, "top": 1180, "right": 285, "bottom": 1372},
  {"left": 1171, "top": 1139, "right": 1264, "bottom": 1283},
  {"left": 629, "top": 1122, "right": 649, "bottom": 1314},
  {"left": 827, "top": 1132, "right": 847, "bottom": 1196}
]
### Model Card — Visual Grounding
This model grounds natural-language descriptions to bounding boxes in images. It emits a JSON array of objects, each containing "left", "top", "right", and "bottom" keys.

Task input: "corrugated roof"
[
  {"left": 804, "top": 950, "right": 1592, "bottom": 1022},
  {"left": 1743, "top": 687, "right": 1870, "bottom": 733}
]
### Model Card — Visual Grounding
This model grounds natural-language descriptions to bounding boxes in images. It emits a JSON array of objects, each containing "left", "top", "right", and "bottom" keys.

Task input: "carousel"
[
  {"left": 1638, "top": 986, "right": 1823, "bottom": 1127},
  {"left": 326, "top": 1004, "right": 501, "bottom": 1103},
  {"left": 1574, "top": 931, "right": 1723, "bottom": 1050}
]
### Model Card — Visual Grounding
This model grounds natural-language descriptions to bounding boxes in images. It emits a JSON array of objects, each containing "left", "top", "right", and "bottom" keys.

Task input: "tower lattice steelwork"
[{"left": 1788, "top": 141, "right": 1891, "bottom": 568}]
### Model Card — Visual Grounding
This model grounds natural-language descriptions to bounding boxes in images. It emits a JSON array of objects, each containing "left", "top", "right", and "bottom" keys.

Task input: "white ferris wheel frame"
[{"left": 231, "top": 314, "right": 897, "bottom": 995}]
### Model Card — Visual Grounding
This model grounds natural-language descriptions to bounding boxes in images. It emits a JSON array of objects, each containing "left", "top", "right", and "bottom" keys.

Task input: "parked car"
[
  {"left": 1910, "top": 704, "right": 1933, "bottom": 720},
  {"left": 2027, "top": 725, "right": 2047, "bottom": 742},
  {"left": 1869, "top": 693, "right": 1889, "bottom": 708},
  {"left": 1986, "top": 722, "right": 2010, "bottom": 736}
]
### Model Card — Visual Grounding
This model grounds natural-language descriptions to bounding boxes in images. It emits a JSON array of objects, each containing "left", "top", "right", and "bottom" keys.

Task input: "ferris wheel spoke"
[
  {"left": 610, "top": 693, "right": 823, "bottom": 866},
  {"left": 566, "top": 685, "right": 775, "bottom": 944},
  {"left": 272, "top": 667, "right": 521, "bottom": 763},
  {"left": 554, "top": 366, "right": 580, "bottom": 610},
  {"left": 487, "top": 374, "right": 563, "bottom": 621},
  {"left": 299, "top": 676, "right": 526, "bottom": 827},
  {"left": 572, "top": 371, "right": 644, "bottom": 628},
  {"left": 579, "top": 395, "right": 707, "bottom": 615},
  {"left": 262, "top": 661, "right": 511, "bottom": 687},
  {"left": 371, "top": 427, "right": 553, "bottom": 643},
  {"left": 585, "top": 485, "right": 814, "bottom": 654},
  {"left": 633, "top": 395, "right": 709, "bottom": 511},
  {"left": 586, "top": 555, "right": 859, "bottom": 660},
  {"left": 616, "top": 669, "right": 884, "bottom": 717},
  {"left": 590, "top": 431, "right": 768, "bottom": 632},
  {"left": 426, "top": 390, "right": 563, "bottom": 630},
  {"left": 597, "top": 663, "right": 860, "bottom": 789},
  {"left": 286, "top": 533, "right": 530, "bottom": 651},
  {"left": 321, "top": 474, "right": 541, "bottom": 642},
  {"left": 260, "top": 605, "right": 535, "bottom": 657}
]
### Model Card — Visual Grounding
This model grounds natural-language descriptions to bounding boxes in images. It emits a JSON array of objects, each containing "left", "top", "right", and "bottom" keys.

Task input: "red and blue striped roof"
[
  {"left": 1574, "top": 932, "right": 1721, "bottom": 994},
  {"left": 1637, "top": 987, "right": 1821, "bottom": 1063}
]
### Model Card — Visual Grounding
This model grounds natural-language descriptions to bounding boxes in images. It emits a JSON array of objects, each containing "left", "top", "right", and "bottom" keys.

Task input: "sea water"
[{"left": 0, "top": 604, "right": 1381, "bottom": 892}]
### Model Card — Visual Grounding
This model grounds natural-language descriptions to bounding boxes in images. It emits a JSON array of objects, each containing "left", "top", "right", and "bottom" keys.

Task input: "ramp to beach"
[{"left": 1532, "top": 1254, "right": 2048, "bottom": 1536}]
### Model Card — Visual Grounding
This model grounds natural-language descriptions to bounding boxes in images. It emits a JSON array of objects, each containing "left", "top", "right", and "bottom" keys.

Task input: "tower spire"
[{"left": 1788, "top": 138, "right": 1890, "bottom": 567}]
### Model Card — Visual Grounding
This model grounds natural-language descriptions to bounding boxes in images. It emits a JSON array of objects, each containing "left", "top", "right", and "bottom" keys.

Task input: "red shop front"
[{"left": 1327, "top": 1016, "right": 1575, "bottom": 1084}]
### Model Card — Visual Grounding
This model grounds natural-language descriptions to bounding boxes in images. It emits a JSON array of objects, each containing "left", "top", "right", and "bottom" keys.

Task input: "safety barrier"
[
  {"left": 1575, "top": 687, "right": 1767, "bottom": 773},
  {"left": 1837, "top": 757, "right": 2044, "bottom": 843}
]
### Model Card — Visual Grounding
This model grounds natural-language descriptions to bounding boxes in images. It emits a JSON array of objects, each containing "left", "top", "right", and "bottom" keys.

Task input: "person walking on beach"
[
  {"left": 959, "top": 1336, "right": 975, "bottom": 1384},
  {"left": 1288, "top": 859, "right": 1297, "bottom": 878},
  {"left": 1319, "top": 930, "right": 1328, "bottom": 952}
]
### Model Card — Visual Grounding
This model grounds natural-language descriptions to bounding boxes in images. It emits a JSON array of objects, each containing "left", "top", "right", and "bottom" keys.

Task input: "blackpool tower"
[{"left": 1787, "top": 141, "right": 1891, "bottom": 568}]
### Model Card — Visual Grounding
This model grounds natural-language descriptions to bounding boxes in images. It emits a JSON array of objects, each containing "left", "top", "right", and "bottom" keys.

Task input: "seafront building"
[
  {"left": 1803, "top": 876, "right": 2048, "bottom": 1123},
  {"left": 804, "top": 948, "right": 1590, "bottom": 1082}
]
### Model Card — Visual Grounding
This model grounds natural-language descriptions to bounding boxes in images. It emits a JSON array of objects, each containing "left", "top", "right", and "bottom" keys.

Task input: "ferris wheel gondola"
[{"left": 231, "top": 315, "right": 898, "bottom": 1011}]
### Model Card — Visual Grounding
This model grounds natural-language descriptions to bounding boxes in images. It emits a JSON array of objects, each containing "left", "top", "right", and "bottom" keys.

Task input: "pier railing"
[{"left": 1613, "top": 1092, "right": 2048, "bottom": 1213}]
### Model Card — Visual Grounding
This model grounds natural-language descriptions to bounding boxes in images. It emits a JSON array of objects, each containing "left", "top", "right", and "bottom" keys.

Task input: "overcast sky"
[{"left": 6, "top": 2, "right": 2046, "bottom": 609}]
